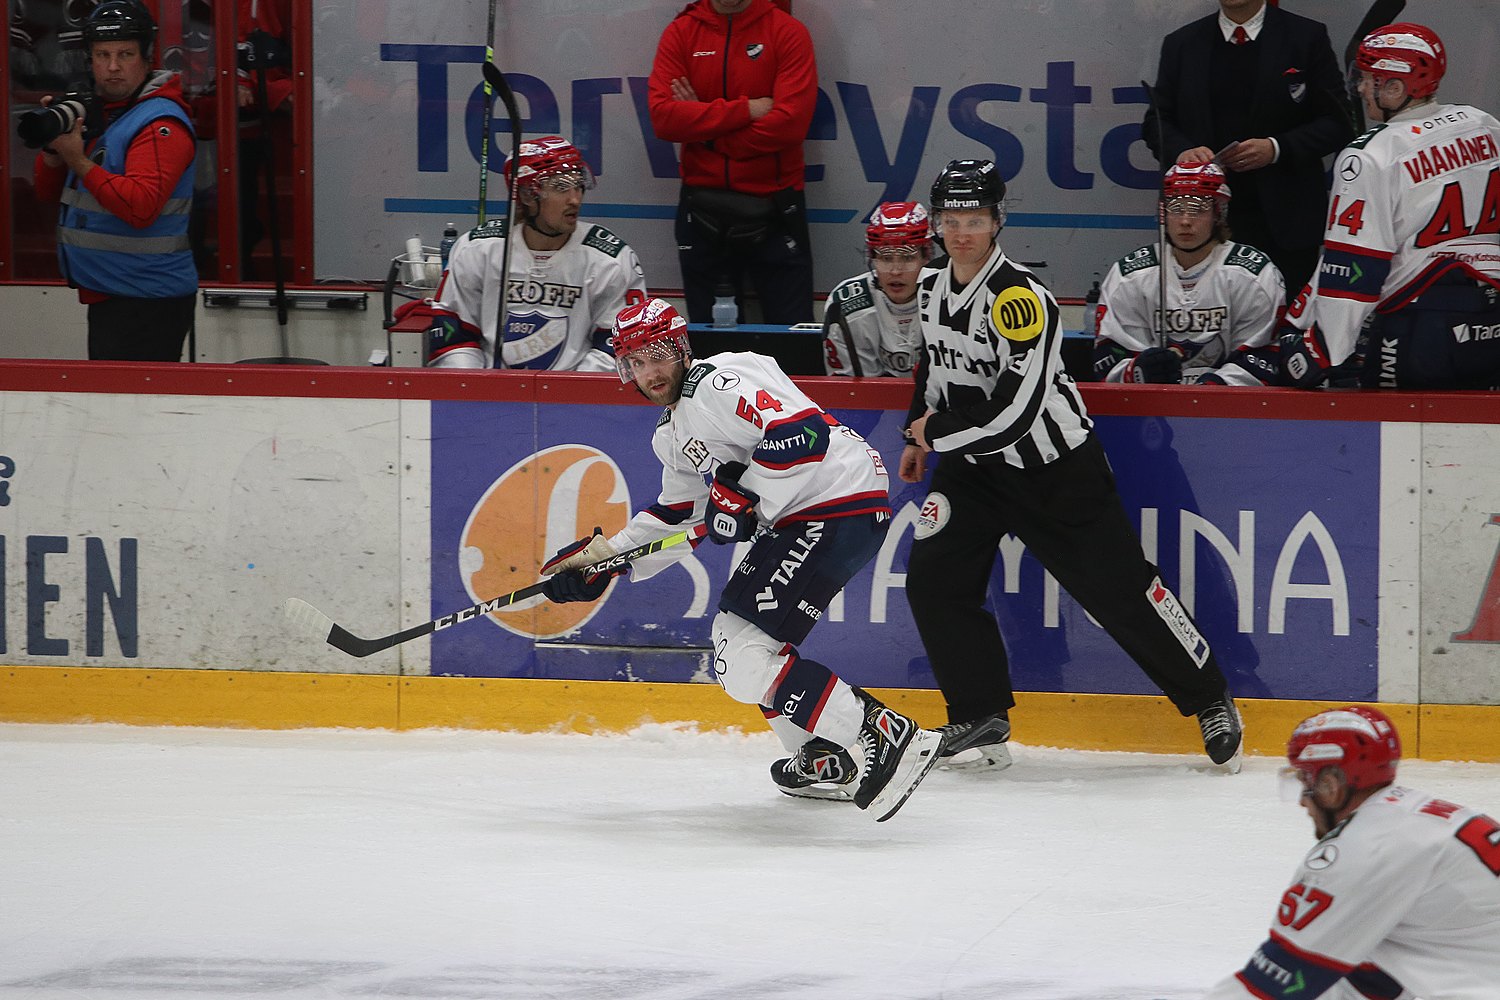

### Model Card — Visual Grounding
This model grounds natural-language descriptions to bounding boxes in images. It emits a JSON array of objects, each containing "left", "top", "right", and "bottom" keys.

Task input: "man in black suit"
[{"left": 1144, "top": 0, "right": 1354, "bottom": 299}]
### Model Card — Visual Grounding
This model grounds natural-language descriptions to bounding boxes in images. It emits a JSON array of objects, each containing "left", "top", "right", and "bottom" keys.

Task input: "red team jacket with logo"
[{"left": 647, "top": 0, "right": 816, "bottom": 195}]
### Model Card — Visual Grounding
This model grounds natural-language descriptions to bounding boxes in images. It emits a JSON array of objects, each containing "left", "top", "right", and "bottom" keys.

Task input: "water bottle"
[
  {"left": 712, "top": 281, "right": 738, "bottom": 329},
  {"left": 1085, "top": 271, "right": 1102, "bottom": 336},
  {"left": 439, "top": 222, "right": 460, "bottom": 270}
]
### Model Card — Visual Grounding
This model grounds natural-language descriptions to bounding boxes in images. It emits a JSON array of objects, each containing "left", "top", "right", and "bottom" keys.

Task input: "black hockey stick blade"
[{"left": 284, "top": 527, "right": 701, "bottom": 658}]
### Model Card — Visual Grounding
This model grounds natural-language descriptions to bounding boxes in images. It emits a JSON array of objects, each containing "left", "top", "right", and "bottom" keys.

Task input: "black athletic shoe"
[
  {"left": 852, "top": 694, "right": 943, "bottom": 821},
  {"left": 771, "top": 737, "right": 857, "bottom": 801},
  {"left": 1197, "top": 695, "right": 1244, "bottom": 772},
  {"left": 937, "top": 712, "right": 1012, "bottom": 771}
]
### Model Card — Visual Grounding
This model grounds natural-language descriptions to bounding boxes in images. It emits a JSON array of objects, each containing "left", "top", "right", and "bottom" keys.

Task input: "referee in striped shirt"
[{"left": 900, "top": 159, "right": 1245, "bottom": 772}]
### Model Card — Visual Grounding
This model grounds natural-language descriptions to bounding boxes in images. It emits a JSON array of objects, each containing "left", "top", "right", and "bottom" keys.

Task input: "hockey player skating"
[
  {"left": 1279, "top": 24, "right": 1500, "bottom": 390},
  {"left": 539, "top": 298, "right": 943, "bottom": 822},
  {"left": 427, "top": 135, "right": 647, "bottom": 370},
  {"left": 821, "top": 201, "right": 934, "bottom": 377},
  {"left": 1197, "top": 706, "right": 1500, "bottom": 999},
  {"left": 1093, "top": 163, "right": 1285, "bottom": 386},
  {"left": 901, "top": 159, "right": 1244, "bottom": 773}
]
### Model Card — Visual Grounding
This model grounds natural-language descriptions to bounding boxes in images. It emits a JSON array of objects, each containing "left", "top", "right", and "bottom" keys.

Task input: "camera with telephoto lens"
[{"left": 17, "top": 91, "right": 101, "bottom": 150}]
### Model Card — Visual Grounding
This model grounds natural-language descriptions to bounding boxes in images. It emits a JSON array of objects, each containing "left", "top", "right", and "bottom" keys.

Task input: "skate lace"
[{"left": 1198, "top": 703, "right": 1233, "bottom": 741}]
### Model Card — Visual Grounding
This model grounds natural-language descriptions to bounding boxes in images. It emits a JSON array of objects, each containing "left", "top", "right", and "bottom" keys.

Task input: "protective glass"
[
  {"left": 1164, "top": 197, "right": 1213, "bottom": 218},
  {"left": 1277, "top": 766, "right": 1312, "bottom": 803},
  {"left": 869, "top": 246, "right": 926, "bottom": 271},
  {"left": 932, "top": 208, "right": 1003, "bottom": 237},
  {"left": 613, "top": 339, "right": 685, "bottom": 383},
  {"left": 537, "top": 171, "right": 589, "bottom": 195}
]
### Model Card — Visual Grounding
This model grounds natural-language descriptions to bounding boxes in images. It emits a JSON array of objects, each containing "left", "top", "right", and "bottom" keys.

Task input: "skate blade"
[
  {"left": 871, "top": 728, "right": 944, "bottom": 823},
  {"left": 938, "top": 743, "right": 1013, "bottom": 772},
  {"left": 776, "top": 783, "right": 855, "bottom": 803}
]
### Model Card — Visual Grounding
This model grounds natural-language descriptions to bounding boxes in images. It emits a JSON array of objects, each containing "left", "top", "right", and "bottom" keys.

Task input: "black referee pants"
[{"left": 906, "top": 434, "right": 1229, "bottom": 724}]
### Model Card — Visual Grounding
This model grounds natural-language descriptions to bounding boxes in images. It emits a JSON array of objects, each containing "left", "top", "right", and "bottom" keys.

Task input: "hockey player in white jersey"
[
  {"left": 538, "top": 298, "right": 943, "bottom": 822},
  {"left": 1280, "top": 24, "right": 1500, "bottom": 390},
  {"left": 1201, "top": 705, "right": 1500, "bottom": 1000},
  {"left": 427, "top": 135, "right": 647, "bottom": 370},
  {"left": 821, "top": 201, "right": 934, "bottom": 377},
  {"left": 1094, "top": 163, "right": 1285, "bottom": 386}
]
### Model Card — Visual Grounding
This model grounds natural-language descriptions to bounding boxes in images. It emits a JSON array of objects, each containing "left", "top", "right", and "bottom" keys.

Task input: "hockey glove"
[
  {"left": 1278, "top": 327, "right": 1332, "bottom": 389},
  {"left": 541, "top": 567, "right": 617, "bottom": 604},
  {"left": 1128, "top": 346, "right": 1183, "bottom": 384},
  {"left": 541, "top": 528, "right": 616, "bottom": 576},
  {"left": 706, "top": 461, "right": 760, "bottom": 545},
  {"left": 540, "top": 528, "right": 624, "bottom": 604}
]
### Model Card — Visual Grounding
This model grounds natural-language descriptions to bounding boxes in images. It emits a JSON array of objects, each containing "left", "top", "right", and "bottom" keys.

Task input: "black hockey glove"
[
  {"left": 1278, "top": 326, "right": 1332, "bottom": 389},
  {"left": 1129, "top": 347, "right": 1183, "bottom": 384},
  {"left": 540, "top": 527, "right": 623, "bottom": 604},
  {"left": 541, "top": 568, "right": 615, "bottom": 604},
  {"left": 706, "top": 461, "right": 760, "bottom": 544}
]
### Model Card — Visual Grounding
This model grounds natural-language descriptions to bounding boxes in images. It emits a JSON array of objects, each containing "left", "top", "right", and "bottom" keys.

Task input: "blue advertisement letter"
[
  {"left": 1100, "top": 86, "right": 1158, "bottom": 190},
  {"left": 26, "top": 535, "right": 67, "bottom": 656},
  {"left": 87, "top": 537, "right": 137, "bottom": 658},
  {"left": 949, "top": 83, "right": 1025, "bottom": 181},
  {"left": 838, "top": 82, "right": 941, "bottom": 208},
  {"left": 1029, "top": 61, "right": 1093, "bottom": 190}
]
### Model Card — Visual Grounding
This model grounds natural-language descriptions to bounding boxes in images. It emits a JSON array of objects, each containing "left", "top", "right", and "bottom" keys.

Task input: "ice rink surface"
[{"left": 3, "top": 722, "right": 1498, "bottom": 1000}]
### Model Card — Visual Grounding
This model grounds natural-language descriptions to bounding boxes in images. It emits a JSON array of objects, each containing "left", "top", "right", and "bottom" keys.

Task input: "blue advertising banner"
[{"left": 430, "top": 401, "right": 1380, "bottom": 702}]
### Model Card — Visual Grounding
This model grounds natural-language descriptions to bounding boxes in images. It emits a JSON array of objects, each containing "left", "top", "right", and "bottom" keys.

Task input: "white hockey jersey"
[
  {"left": 1286, "top": 101, "right": 1500, "bottom": 367},
  {"left": 1204, "top": 787, "right": 1500, "bottom": 1000},
  {"left": 429, "top": 219, "right": 646, "bottom": 371},
  {"left": 1095, "top": 241, "right": 1285, "bottom": 386},
  {"left": 608, "top": 352, "right": 891, "bottom": 581},
  {"left": 821, "top": 273, "right": 922, "bottom": 377}
]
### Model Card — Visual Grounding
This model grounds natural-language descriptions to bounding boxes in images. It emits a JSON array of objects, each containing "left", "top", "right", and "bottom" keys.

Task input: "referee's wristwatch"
[{"left": 901, "top": 425, "right": 916, "bottom": 444}]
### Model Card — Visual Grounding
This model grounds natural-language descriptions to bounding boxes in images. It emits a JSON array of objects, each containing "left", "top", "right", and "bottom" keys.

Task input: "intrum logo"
[{"left": 460, "top": 444, "right": 631, "bottom": 640}]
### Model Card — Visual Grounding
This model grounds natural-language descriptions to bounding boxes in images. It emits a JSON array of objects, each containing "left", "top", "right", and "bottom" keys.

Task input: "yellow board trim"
[{"left": 3, "top": 666, "right": 1497, "bottom": 762}]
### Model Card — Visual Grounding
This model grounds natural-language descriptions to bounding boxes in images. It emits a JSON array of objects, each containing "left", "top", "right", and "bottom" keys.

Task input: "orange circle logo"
[{"left": 460, "top": 444, "right": 632, "bottom": 639}]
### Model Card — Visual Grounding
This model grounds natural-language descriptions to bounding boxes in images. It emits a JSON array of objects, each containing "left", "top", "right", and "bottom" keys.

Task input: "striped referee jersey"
[{"left": 908, "top": 245, "right": 1093, "bottom": 469}]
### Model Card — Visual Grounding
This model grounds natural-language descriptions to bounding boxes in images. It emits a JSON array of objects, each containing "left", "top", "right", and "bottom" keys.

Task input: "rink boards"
[{"left": 1, "top": 363, "right": 1497, "bottom": 759}]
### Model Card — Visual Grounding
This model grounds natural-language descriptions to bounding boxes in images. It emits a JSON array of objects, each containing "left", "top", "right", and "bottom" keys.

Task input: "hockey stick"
[
  {"left": 482, "top": 60, "right": 525, "bottom": 365},
  {"left": 476, "top": 0, "right": 499, "bottom": 224},
  {"left": 1140, "top": 80, "right": 1170, "bottom": 347},
  {"left": 284, "top": 528, "right": 699, "bottom": 658},
  {"left": 1343, "top": 0, "right": 1406, "bottom": 133}
]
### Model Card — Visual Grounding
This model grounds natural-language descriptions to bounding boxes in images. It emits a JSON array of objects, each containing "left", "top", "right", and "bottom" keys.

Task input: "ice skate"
[
  {"left": 771, "top": 737, "right": 857, "bottom": 802},
  {"left": 1197, "top": 695, "right": 1243, "bottom": 773},
  {"left": 937, "top": 712, "right": 1012, "bottom": 772},
  {"left": 852, "top": 695, "right": 943, "bottom": 822}
]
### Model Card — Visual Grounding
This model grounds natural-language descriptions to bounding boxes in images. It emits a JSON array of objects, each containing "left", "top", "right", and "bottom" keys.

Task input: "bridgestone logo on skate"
[{"left": 1147, "top": 576, "right": 1210, "bottom": 667}]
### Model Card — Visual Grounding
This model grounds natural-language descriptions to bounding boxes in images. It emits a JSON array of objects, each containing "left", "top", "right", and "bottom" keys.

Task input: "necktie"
[{"left": 1232, "top": 26, "right": 1249, "bottom": 45}]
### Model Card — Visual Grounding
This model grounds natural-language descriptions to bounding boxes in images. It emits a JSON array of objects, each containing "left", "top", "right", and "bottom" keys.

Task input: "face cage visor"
[
  {"left": 614, "top": 336, "right": 688, "bottom": 383},
  {"left": 931, "top": 204, "right": 1006, "bottom": 238}
]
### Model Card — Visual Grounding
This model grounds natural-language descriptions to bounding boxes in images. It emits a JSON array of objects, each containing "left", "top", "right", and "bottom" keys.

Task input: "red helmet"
[
  {"left": 1356, "top": 23, "right": 1446, "bottom": 99},
  {"left": 610, "top": 298, "right": 691, "bottom": 383},
  {"left": 866, "top": 201, "right": 933, "bottom": 255},
  {"left": 1286, "top": 705, "right": 1401, "bottom": 792},
  {"left": 1162, "top": 162, "right": 1231, "bottom": 206},
  {"left": 504, "top": 135, "right": 595, "bottom": 196}
]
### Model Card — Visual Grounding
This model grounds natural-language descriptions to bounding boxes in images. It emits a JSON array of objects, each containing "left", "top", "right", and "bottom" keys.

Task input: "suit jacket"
[{"left": 1143, "top": 4, "right": 1353, "bottom": 251}]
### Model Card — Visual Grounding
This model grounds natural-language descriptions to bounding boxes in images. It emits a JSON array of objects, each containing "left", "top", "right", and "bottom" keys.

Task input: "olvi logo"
[{"left": 460, "top": 444, "right": 631, "bottom": 640}]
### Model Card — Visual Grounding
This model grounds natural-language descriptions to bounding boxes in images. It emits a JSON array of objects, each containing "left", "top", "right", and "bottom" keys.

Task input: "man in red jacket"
[{"left": 648, "top": 0, "right": 817, "bottom": 325}]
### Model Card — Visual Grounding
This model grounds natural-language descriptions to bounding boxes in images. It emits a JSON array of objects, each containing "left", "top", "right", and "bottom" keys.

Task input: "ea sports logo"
[
  {"left": 913, "top": 492, "right": 950, "bottom": 540},
  {"left": 460, "top": 444, "right": 631, "bottom": 639}
]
